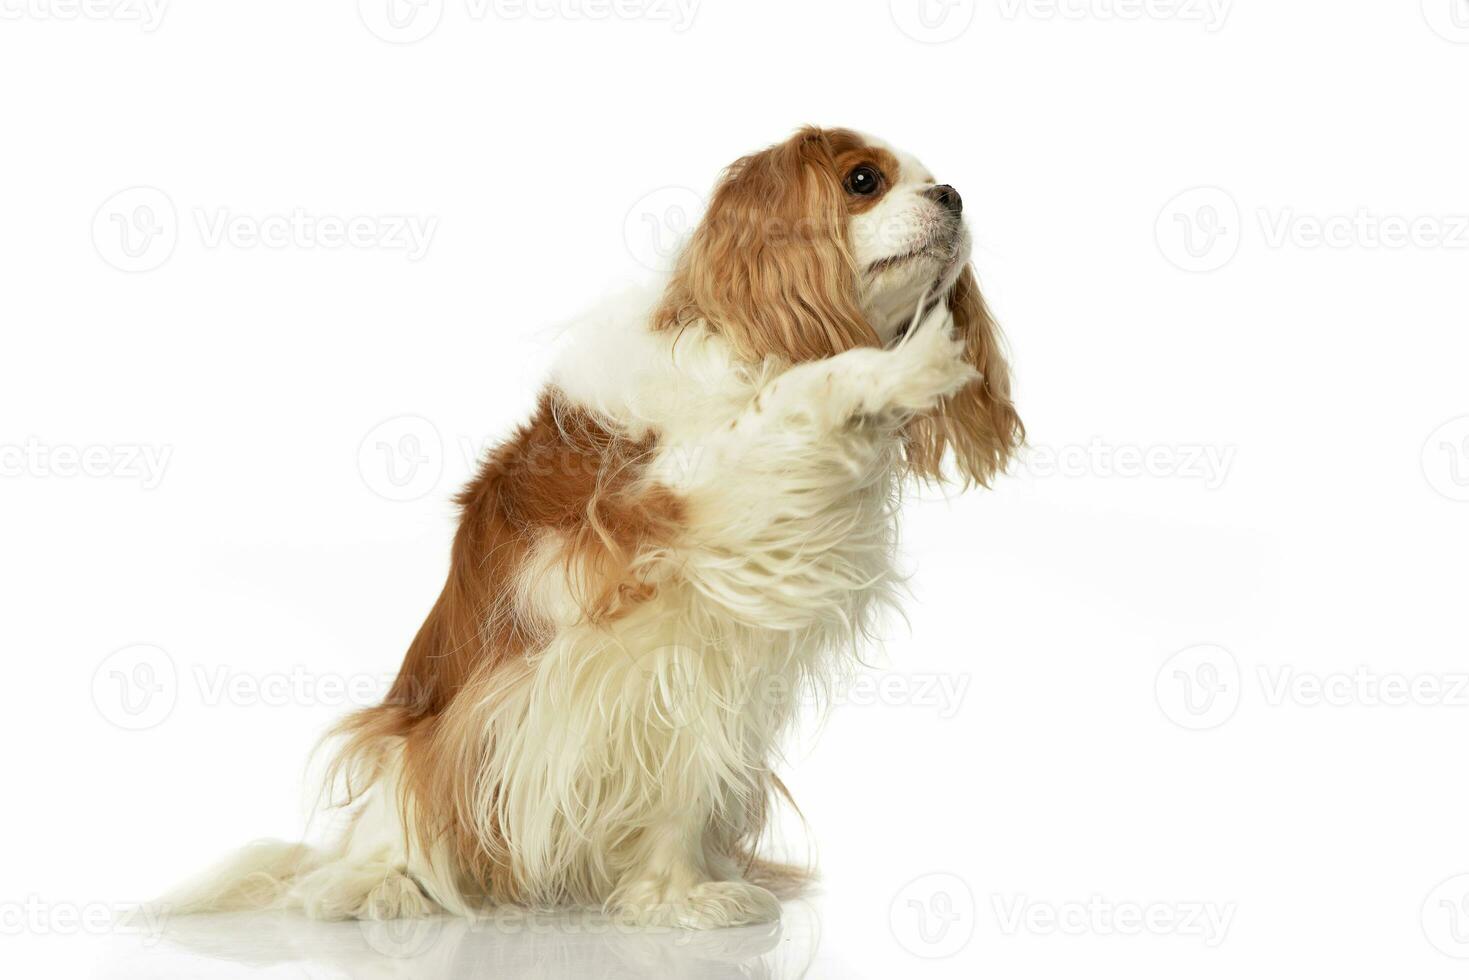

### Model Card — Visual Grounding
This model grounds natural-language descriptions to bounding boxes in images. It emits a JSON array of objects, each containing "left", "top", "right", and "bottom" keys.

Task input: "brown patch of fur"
[{"left": 323, "top": 388, "right": 682, "bottom": 899}]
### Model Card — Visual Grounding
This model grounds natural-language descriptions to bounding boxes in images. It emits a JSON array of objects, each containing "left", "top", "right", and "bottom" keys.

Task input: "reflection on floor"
[{"left": 103, "top": 902, "right": 825, "bottom": 979}]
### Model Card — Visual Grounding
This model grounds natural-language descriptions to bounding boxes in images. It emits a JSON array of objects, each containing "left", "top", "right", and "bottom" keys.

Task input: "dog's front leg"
[
  {"left": 675, "top": 303, "right": 977, "bottom": 633},
  {"left": 606, "top": 307, "right": 974, "bottom": 929},
  {"left": 606, "top": 803, "right": 782, "bottom": 929}
]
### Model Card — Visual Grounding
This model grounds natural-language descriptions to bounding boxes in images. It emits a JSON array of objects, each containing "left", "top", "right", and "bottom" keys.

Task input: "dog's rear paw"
[
  {"left": 362, "top": 869, "right": 437, "bottom": 920},
  {"left": 295, "top": 864, "right": 437, "bottom": 921},
  {"left": 613, "top": 879, "right": 781, "bottom": 930},
  {"left": 678, "top": 881, "right": 781, "bottom": 929}
]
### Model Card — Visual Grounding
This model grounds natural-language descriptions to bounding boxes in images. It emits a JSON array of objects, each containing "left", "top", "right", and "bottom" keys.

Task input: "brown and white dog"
[{"left": 170, "top": 126, "right": 1022, "bottom": 929}]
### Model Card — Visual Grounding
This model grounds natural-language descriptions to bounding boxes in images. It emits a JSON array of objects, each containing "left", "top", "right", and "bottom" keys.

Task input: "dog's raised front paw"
[{"left": 881, "top": 302, "right": 979, "bottom": 414}]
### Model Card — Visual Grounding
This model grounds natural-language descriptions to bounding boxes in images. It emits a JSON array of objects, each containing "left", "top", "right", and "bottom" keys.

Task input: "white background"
[{"left": 3, "top": 1, "right": 1468, "bottom": 977}]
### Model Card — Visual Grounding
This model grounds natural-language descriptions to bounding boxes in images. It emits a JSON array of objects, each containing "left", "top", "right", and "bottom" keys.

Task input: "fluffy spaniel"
[{"left": 172, "top": 126, "right": 1022, "bottom": 929}]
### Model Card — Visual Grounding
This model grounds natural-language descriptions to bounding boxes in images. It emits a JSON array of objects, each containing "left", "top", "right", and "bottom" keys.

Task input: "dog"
[{"left": 169, "top": 126, "right": 1022, "bottom": 930}]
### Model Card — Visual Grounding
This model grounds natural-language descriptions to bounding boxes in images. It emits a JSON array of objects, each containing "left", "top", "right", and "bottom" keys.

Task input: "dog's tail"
[
  {"left": 162, "top": 839, "right": 323, "bottom": 914},
  {"left": 732, "top": 772, "right": 817, "bottom": 899},
  {"left": 162, "top": 711, "right": 409, "bottom": 916},
  {"left": 741, "top": 854, "right": 815, "bottom": 898}
]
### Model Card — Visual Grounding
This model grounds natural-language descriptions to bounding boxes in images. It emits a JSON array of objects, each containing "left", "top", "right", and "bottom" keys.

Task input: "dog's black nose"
[{"left": 928, "top": 184, "right": 963, "bottom": 215}]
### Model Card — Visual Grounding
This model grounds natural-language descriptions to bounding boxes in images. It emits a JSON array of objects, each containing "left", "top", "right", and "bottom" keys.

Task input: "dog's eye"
[{"left": 844, "top": 165, "right": 882, "bottom": 197}]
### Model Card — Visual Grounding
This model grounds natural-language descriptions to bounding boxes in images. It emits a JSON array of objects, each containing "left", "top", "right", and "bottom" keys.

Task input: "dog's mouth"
[
  {"left": 865, "top": 241, "right": 948, "bottom": 277},
  {"left": 864, "top": 223, "right": 967, "bottom": 279},
  {"left": 884, "top": 244, "right": 971, "bottom": 344}
]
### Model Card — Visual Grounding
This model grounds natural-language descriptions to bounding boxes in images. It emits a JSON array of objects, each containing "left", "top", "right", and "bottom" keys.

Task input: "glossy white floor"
[{"left": 37, "top": 905, "right": 837, "bottom": 980}]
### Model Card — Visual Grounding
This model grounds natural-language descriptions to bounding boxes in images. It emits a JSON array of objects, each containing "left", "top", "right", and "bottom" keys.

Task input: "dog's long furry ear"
[
  {"left": 905, "top": 265, "right": 1024, "bottom": 486},
  {"left": 655, "top": 126, "right": 879, "bottom": 363}
]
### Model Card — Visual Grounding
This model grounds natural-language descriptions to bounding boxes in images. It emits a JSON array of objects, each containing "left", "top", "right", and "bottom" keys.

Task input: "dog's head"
[{"left": 656, "top": 126, "right": 1023, "bottom": 485}]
